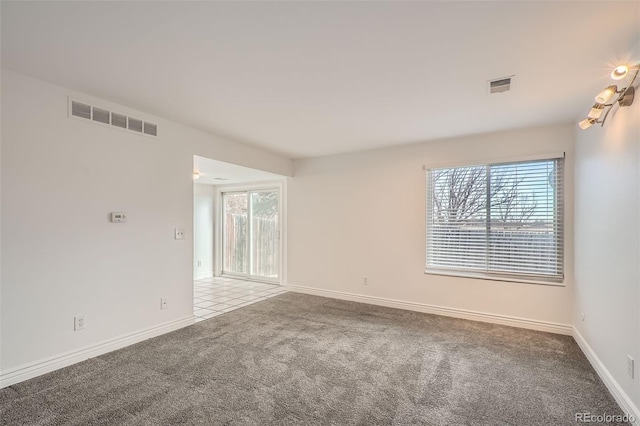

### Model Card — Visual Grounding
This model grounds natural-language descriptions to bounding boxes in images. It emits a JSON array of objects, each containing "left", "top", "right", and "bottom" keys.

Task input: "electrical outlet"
[
  {"left": 628, "top": 355, "right": 634, "bottom": 379},
  {"left": 161, "top": 298, "right": 168, "bottom": 310},
  {"left": 74, "top": 315, "right": 86, "bottom": 331},
  {"left": 174, "top": 229, "right": 185, "bottom": 240},
  {"left": 363, "top": 277, "right": 368, "bottom": 285}
]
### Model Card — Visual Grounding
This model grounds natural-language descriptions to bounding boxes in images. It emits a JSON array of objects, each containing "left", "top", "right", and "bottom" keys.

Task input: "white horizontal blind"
[{"left": 426, "top": 157, "right": 564, "bottom": 283}]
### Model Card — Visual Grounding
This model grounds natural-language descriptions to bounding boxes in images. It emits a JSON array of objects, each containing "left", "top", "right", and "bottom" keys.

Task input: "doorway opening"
[{"left": 193, "top": 155, "right": 287, "bottom": 321}]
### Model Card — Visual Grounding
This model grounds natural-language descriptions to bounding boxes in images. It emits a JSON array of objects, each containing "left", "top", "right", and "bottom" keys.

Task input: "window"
[{"left": 426, "top": 157, "right": 564, "bottom": 284}]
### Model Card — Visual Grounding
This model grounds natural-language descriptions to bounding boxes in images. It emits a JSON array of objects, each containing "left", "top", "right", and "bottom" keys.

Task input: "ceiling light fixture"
[
  {"left": 587, "top": 103, "right": 605, "bottom": 119},
  {"left": 578, "top": 118, "right": 596, "bottom": 130},
  {"left": 595, "top": 85, "right": 617, "bottom": 104},
  {"left": 193, "top": 171, "right": 200, "bottom": 180},
  {"left": 578, "top": 64, "right": 637, "bottom": 129},
  {"left": 611, "top": 65, "right": 629, "bottom": 80}
]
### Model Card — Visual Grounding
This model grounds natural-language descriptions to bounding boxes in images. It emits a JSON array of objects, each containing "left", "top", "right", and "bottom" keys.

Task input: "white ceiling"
[
  {"left": 193, "top": 155, "right": 285, "bottom": 185},
  {"left": 2, "top": 1, "right": 639, "bottom": 159}
]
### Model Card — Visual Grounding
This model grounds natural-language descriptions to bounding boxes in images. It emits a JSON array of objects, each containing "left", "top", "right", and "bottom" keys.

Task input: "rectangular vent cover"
[
  {"left": 128, "top": 118, "right": 143, "bottom": 132},
  {"left": 112, "top": 113, "right": 127, "bottom": 129},
  {"left": 71, "top": 101, "right": 91, "bottom": 119},
  {"left": 144, "top": 122, "right": 157, "bottom": 136},
  {"left": 69, "top": 99, "right": 157, "bottom": 137},
  {"left": 489, "top": 76, "right": 513, "bottom": 94},
  {"left": 92, "top": 107, "right": 110, "bottom": 124}
]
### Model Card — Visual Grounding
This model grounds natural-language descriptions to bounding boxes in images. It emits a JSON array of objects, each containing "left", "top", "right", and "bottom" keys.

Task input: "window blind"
[{"left": 426, "top": 157, "right": 564, "bottom": 283}]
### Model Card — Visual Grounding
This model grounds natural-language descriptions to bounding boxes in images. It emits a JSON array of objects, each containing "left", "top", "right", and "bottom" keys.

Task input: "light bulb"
[
  {"left": 595, "top": 86, "right": 617, "bottom": 104},
  {"left": 611, "top": 65, "right": 629, "bottom": 80},
  {"left": 578, "top": 118, "right": 595, "bottom": 130},
  {"left": 587, "top": 104, "right": 605, "bottom": 119}
]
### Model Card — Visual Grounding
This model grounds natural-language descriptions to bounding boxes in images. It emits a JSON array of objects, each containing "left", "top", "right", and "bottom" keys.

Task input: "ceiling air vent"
[
  {"left": 68, "top": 98, "right": 157, "bottom": 138},
  {"left": 489, "top": 76, "right": 513, "bottom": 94}
]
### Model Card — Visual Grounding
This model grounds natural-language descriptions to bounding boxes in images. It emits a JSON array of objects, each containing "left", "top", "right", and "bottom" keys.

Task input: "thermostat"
[{"left": 110, "top": 212, "right": 127, "bottom": 223}]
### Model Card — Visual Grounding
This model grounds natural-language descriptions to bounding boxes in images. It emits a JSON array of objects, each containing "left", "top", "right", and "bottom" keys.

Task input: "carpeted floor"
[{"left": 0, "top": 293, "right": 629, "bottom": 425}]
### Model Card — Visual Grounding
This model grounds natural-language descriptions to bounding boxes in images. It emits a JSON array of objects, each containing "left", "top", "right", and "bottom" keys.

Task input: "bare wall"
[
  {"left": 574, "top": 90, "right": 640, "bottom": 409},
  {"left": 194, "top": 183, "right": 215, "bottom": 280},
  {"left": 0, "top": 70, "right": 292, "bottom": 375},
  {"left": 288, "top": 124, "right": 574, "bottom": 326}
]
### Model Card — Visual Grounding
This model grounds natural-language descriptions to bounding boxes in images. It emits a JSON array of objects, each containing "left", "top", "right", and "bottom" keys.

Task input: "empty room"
[{"left": 1, "top": 1, "right": 639, "bottom": 425}]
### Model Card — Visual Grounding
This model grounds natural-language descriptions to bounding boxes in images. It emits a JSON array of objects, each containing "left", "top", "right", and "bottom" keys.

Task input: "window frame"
[
  {"left": 424, "top": 154, "right": 565, "bottom": 286},
  {"left": 214, "top": 180, "right": 287, "bottom": 285}
]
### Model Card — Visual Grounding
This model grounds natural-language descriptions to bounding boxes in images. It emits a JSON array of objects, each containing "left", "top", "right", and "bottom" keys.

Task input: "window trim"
[
  {"left": 425, "top": 154, "right": 565, "bottom": 286},
  {"left": 213, "top": 180, "right": 287, "bottom": 285},
  {"left": 422, "top": 152, "right": 566, "bottom": 171},
  {"left": 424, "top": 269, "right": 564, "bottom": 287}
]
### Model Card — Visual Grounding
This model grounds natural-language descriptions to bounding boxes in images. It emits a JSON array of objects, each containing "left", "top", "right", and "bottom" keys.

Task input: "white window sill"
[{"left": 424, "top": 269, "right": 565, "bottom": 287}]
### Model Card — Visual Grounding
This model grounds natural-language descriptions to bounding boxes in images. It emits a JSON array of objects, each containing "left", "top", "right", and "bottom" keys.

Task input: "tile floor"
[{"left": 193, "top": 276, "right": 288, "bottom": 322}]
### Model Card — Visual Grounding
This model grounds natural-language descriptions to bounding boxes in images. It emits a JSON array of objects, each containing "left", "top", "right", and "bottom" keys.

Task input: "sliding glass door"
[
  {"left": 250, "top": 191, "right": 279, "bottom": 279},
  {"left": 222, "top": 189, "right": 279, "bottom": 282},
  {"left": 222, "top": 192, "right": 248, "bottom": 275}
]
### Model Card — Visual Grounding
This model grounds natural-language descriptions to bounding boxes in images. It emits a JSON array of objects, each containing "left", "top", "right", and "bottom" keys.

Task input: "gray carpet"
[{"left": 0, "top": 293, "right": 629, "bottom": 425}]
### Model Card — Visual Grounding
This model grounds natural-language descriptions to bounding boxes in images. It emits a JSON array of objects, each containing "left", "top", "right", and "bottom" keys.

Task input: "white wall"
[
  {"left": 0, "top": 68, "right": 3, "bottom": 374},
  {"left": 194, "top": 184, "right": 215, "bottom": 279},
  {"left": 574, "top": 91, "right": 640, "bottom": 410},
  {"left": 288, "top": 124, "right": 574, "bottom": 327},
  {"left": 0, "top": 70, "right": 292, "bottom": 379}
]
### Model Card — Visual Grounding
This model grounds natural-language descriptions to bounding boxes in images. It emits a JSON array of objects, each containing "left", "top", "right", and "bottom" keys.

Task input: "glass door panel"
[
  {"left": 250, "top": 190, "right": 279, "bottom": 280},
  {"left": 222, "top": 192, "right": 248, "bottom": 275}
]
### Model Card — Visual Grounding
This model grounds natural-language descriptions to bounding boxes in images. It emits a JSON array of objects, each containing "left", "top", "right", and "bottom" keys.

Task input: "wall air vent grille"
[
  {"left": 489, "top": 76, "right": 513, "bottom": 94},
  {"left": 71, "top": 101, "right": 91, "bottom": 119},
  {"left": 92, "top": 107, "right": 110, "bottom": 124},
  {"left": 68, "top": 98, "right": 158, "bottom": 138},
  {"left": 144, "top": 122, "right": 157, "bottom": 136},
  {"left": 128, "top": 118, "right": 143, "bottom": 132},
  {"left": 112, "top": 113, "right": 127, "bottom": 129}
]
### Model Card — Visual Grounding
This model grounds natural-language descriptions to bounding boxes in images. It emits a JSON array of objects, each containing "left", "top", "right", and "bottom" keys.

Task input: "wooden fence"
[
  {"left": 428, "top": 226, "right": 560, "bottom": 275},
  {"left": 223, "top": 213, "right": 279, "bottom": 278}
]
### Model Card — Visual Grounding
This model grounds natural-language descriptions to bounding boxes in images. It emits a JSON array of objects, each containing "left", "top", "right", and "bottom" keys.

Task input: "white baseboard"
[
  {"left": 572, "top": 327, "right": 640, "bottom": 426},
  {"left": 0, "top": 315, "right": 195, "bottom": 389},
  {"left": 285, "top": 284, "right": 573, "bottom": 335},
  {"left": 194, "top": 270, "right": 213, "bottom": 280}
]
